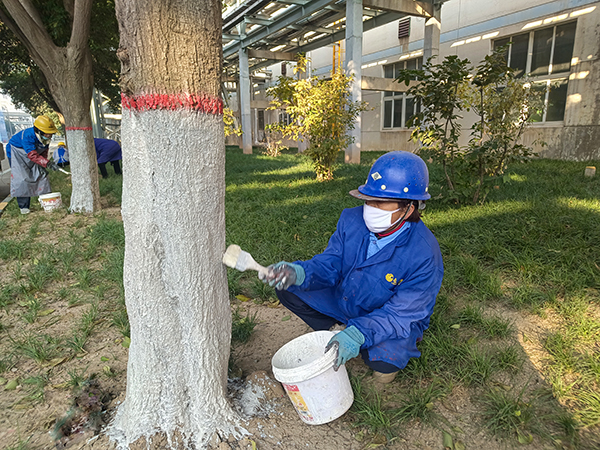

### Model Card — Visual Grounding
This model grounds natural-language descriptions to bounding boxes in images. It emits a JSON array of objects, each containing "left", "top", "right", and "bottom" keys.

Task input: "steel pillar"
[
  {"left": 239, "top": 48, "right": 253, "bottom": 154},
  {"left": 90, "top": 88, "right": 105, "bottom": 139},
  {"left": 345, "top": 0, "right": 363, "bottom": 164},
  {"left": 423, "top": 3, "right": 441, "bottom": 64}
]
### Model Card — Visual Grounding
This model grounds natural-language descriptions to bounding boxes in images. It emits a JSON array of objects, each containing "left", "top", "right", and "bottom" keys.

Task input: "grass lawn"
[{"left": 0, "top": 147, "right": 598, "bottom": 449}]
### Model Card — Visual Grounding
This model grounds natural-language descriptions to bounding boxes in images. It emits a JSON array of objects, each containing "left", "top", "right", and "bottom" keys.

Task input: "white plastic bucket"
[
  {"left": 271, "top": 331, "right": 354, "bottom": 425},
  {"left": 39, "top": 192, "right": 62, "bottom": 212}
]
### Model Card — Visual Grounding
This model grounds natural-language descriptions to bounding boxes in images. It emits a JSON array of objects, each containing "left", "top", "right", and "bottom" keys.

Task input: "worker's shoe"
[
  {"left": 20, "top": 208, "right": 30, "bottom": 215},
  {"left": 373, "top": 371, "right": 398, "bottom": 384}
]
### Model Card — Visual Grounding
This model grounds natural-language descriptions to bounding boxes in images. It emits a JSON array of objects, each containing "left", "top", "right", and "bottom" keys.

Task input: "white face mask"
[
  {"left": 363, "top": 204, "right": 402, "bottom": 233},
  {"left": 36, "top": 132, "right": 51, "bottom": 145}
]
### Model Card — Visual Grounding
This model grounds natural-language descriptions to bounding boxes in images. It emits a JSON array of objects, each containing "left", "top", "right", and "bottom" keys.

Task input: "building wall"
[{"left": 305, "top": 0, "right": 600, "bottom": 160}]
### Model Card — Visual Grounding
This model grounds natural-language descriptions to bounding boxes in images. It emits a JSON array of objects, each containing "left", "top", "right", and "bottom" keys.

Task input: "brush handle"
[{"left": 251, "top": 262, "right": 269, "bottom": 277}]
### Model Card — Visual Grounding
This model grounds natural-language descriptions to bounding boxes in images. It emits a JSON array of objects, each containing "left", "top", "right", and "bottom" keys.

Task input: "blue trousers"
[
  {"left": 8, "top": 156, "right": 31, "bottom": 209},
  {"left": 17, "top": 197, "right": 31, "bottom": 209},
  {"left": 276, "top": 289, "right": 401, "bottom": 373}
]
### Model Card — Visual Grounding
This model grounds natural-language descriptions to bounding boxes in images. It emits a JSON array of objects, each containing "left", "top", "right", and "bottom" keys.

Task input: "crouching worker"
[
  {"left": 260, "top": 152, "right": 444, "bottom": 384},
  {"left": 6, "top": 115, "right": 59, "bottom": 214},
  {"left": 94, "top": 138, "right": 122, "bottom": 179}
]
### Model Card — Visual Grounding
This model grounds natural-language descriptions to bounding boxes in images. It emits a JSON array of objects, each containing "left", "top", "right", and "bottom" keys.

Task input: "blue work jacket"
[
  {"left": 289, "top": 206, "right": 444, "bottom": 368},
  {"left": 94, "top": 138, "right": 122, "bottom": 164},
  {"left": 7, "top": 127, "right": 49, "bottom": 160},
  {"left": 7, "top": 127, "right": 52, "bottom": 198}
]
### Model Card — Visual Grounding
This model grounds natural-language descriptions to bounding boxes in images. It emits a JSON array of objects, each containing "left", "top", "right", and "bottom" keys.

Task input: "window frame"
[
  {"left": 381, "top": 58, "right": 422, "bottom": 130},
  {"left": 493, "top": 21, "right": 576, "bottom": 124}
]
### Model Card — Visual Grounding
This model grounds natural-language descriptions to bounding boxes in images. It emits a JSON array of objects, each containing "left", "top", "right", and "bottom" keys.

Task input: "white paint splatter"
[{"left": 230, "top": 379, "right": 279, "bottom": 419}]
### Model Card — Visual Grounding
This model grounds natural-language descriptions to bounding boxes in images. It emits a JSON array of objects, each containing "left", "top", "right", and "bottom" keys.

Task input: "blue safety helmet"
[{"left": 349, "top": 151, "right": 431, "bottom": 201}]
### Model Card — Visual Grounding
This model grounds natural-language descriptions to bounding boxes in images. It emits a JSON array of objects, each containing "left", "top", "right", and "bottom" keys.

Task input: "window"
[
  {"left": 382, "top": 58, "right": 422, "bottom": 129},
  {"left": 257, "top": 110, "right": 265, "bottom": 131},
  {"left": 531, "top": 79, "right": 569, "bottom": 123},
  {"left": 278, "top": 112, "right": 292, "bottom": 126},
  {"left": 494, "top": 21, "right": 576, "bottom": 122}
]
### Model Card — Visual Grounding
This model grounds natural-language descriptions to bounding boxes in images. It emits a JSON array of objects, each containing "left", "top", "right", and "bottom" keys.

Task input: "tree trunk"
[
  {"left": 52, "top": 49, "right": 100, "bottom": 213},
  {"left": 109, "top": 1, "right": 241, "bottom": 448}
]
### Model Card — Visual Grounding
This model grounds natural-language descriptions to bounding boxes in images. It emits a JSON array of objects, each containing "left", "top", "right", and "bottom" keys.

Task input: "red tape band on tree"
[
  {"left": 121, "top": 93, "right": 223, "bottom": 115},
  {"left": 65, "top": 127, "right": 93, "bottom": 131}
]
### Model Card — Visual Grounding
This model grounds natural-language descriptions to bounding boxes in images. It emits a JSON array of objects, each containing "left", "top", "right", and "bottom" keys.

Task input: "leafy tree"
[
  {"left": 0, "top": 1, "right": 120, "bottom": 116},
  {"left": 0, "top": 22, "right": 60, "bottom": 115},
  {"left": 223, "top": 106, "right": 242, "bottom": 138},
  {"left": 465, "top": 48, "right": 545, "bottom": 203},
  {"left": 397, "top": 55, "right": 471, "bottom": 195},
  {"left": 267, "top": 57, "right": 367, "bottom": 181},
  {"left": 397, "top": 50, "right": 544, "bottom": 204},
  {"left": 0, "top": 0, "right": 103, "bottom": 212}
]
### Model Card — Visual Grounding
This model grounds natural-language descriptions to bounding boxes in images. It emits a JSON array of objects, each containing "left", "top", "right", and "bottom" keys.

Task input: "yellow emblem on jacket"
[{"left": 385, "top": 273, "right": 403, "bottom": 285}]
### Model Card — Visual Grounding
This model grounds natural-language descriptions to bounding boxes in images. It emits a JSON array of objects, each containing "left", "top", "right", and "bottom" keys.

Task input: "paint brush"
[{"left": 222, "top": 244, "right": 268, "bottom": 277}]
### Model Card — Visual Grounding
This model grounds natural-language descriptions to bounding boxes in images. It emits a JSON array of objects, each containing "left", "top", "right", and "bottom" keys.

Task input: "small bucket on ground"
[
  {"left": 38, "top": 192, "right": 62, "bottom": 212},
  {"left": 271, "top": 330, "right": 354, "bottom": 425}
]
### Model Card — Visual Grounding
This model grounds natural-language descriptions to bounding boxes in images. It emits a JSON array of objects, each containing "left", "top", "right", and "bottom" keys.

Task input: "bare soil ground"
[{"left": 0, "top": 206, "right": 596, "bottom": 450}]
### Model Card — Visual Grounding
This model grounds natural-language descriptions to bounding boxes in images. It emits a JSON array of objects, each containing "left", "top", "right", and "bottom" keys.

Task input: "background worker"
[
  {"left": 6, "top": 115, "right": 60, "bottom": 214},
  {"left": 260, "top": 152, "right": 444, "bottom": 384},
  {"left": 53, "top": 141, "right": 69, "bottom": 167},
  {"left": 94, "top": 138, "right": 122, "bottom": 179}
]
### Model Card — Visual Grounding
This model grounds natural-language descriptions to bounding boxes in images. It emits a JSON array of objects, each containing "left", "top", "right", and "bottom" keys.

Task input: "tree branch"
[
  {"left": 70, "top": 0, "right": 92, "bottom": 51},
  {"left": 63, "top": 0, "right": 75, "bottom": 20},
  {"left": 0, "top": 6, "right": 25, "bottom": 45},
  {"left": 1, "top": 0, "right": 58, "bottom": 70},
  {"left": 28, "top": 67, "right": 61, "bottom": 112}
]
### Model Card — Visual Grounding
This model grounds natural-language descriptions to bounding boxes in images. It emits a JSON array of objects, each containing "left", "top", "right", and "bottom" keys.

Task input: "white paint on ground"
[
  {"left": 107, "top": 108, "right": 246, "bottom": 449},
  {"left": 229, "top": 379, "right": 278, "bottom": 418},
  {"left": 66, "top": 130, "right": 98, "bottom": 213}
]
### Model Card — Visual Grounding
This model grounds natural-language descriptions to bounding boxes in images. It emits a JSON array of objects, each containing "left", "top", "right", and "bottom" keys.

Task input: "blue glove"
[
  {"left": 259, "top": 261, "right": 305, "bottom": 290},
  {"left": 325, "top": 325, "right": 365, "bottom": 371}
]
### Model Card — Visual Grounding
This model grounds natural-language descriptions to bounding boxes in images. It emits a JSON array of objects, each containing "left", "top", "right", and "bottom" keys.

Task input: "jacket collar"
[{"left": 358, "top": 221, "right": 416, "bottom": 268}]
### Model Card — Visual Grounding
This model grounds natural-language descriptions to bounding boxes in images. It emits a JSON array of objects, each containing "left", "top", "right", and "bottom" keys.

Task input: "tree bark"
[
  {"left": 109, "top": 1, "right": 241, "bottom": 448},
  {"left": 0, "top": 0, "right": 100, "bottom": 213}
]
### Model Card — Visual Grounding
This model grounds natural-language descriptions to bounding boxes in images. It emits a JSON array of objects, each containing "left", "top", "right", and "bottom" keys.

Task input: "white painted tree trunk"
[
  {"left": 66, "top": 129, "right": 99, "bottom": 213},
  {"left": 108, "top": 109, "right": 241, "bottom": 448},
  {"left": 110, "top": 0, "right": 236, "bottom": 445}
]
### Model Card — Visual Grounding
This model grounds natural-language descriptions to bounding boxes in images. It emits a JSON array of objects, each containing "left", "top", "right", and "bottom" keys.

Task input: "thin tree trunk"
[
  {"left": 442, "top": 117, "right": 454, "bottom": 191},
  {"left": 109, "top": 0, "right": 241, "bottom": 447},
  {"left": 57, "top": 57, "right": 100, "bottom": 213}
]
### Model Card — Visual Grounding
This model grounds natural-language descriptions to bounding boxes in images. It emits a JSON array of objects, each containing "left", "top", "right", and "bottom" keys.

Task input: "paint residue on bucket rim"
[
  {"left": 271, "top": 331, "right": 354, "bottom": 425},
  {"left": 271, "top": 331, "right": 337, "bottom": 384}
]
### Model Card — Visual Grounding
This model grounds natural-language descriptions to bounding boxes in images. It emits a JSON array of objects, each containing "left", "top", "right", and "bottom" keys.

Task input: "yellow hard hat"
[
  {"left": 34, "top": 115, "right": 58, "bottom": 134},
  {"left": 58, "top": 142, "right": 66, "bottom": 146}
]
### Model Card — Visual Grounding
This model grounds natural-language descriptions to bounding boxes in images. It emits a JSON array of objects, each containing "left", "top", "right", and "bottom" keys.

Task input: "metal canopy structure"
[
  {"left": 222, "top": 0, "right": 441, "bottom": 162},
  {"left": 222, "top": 0, "right": 435, "bottom": 75}
]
